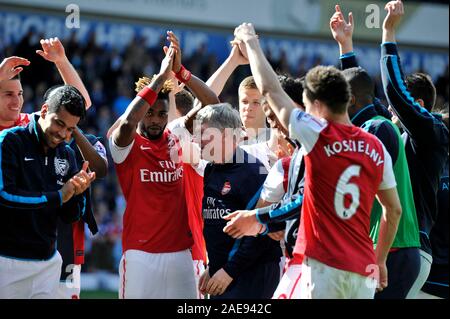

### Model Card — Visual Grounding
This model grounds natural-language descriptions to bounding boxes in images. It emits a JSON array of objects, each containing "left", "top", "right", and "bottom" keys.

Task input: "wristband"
[
  {"left": 339, "top": 51, "right": 356, "bottom": 59},
  {"left": 175, "top": 65, "right": 192, "bottom": 83},
  {"left": 137, "top": 86, "right": 157, "bottom": 106}
]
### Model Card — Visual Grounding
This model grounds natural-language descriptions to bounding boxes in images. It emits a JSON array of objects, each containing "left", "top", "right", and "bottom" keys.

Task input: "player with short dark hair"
[
  {"left": 0, "top": 84, "right": 95, "bottom": 298},
  {"left": 40, "top": 85, "right": 108, "bottom": 299},
  {"left": 0, "top": 39, "right": 103, "bottom": 299},
  {"left": 109, "top": 30, "right": 221, "bottom": 298},
  {"left": 405, "top": 73, "right": 437, "bottom": 111},
  {"left": 109, "top": 47, "right": 198, "bottom": 299},
  {"left": 235, "top": 22, "right": 402, "bottom": 298},
  {"left": 422, "top": 106, "right": 449, "bottom": 299},
  {"left": 330, "top": 5, "right": 421, "bottom": 298},
  {"left": 380, "top": 0, "right": 449, "bottom": 298}
]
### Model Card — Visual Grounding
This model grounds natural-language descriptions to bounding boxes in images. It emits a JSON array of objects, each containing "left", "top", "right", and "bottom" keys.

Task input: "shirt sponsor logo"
[
  {"left": 140, "top": 161, "right": 183, "bottom": 183},
  {"left": 203, "top": 196, "right": 231, "bottom": 220},
  {"left": 203, "top": 207, "right": 231, "bottom": 220}
]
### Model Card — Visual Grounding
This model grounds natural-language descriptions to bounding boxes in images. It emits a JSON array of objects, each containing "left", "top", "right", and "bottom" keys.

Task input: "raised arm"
[
  {"left": 382, "top": 0, "right": 403, "bottom": 44},
  {"left": 0, "top": 56, "right": 30, "bottom": 81},
  {"left": 111, "top": 47, "right": 175, "bottom": 147},
  {"left": 329, "top": 5, "right": 358, "bottom": 69},
  {"left": 234, "top": 23, "right": 296, "bottom": 132},
  {"left": 206, "top": 41, "right": 249, "bottom": 96},
  {"left": 36, "top": 37, "right": 92, "bottom": 109},
  {"left": 165, "top": 31, "right": 220, "bottom": 132},
  {"left": 167, "top": 76, "right": 185, "bottom": 123},
  {"left": 380, "top": 1, "right": 440, "bottom": 144},
  {"left": 166, "top": 31, "right": 219, "bottom": 107}
]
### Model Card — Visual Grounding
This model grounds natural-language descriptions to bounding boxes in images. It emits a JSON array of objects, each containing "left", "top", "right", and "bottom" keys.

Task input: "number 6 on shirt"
[{"left": 334, "top": 165, "right": 361, "bottom": 219}]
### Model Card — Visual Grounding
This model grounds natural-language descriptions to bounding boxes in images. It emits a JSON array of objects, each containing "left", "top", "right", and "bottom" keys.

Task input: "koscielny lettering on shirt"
[{"left": 323, "top": 139, "right": 385, "bottom": 167}]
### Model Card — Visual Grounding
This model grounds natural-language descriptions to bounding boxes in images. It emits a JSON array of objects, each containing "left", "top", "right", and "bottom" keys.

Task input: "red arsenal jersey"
[
  {"left": 0, "top": 113, "right": 31, "bottom": 131},
  {"left": 289, "top": 110, "right": 396, "bottom": 277},
  {"left": 110, "top": 130, "right": 193, "bottom": 254},
  {"left": 183, "top": 163, "right": 207, "bottom": 262}
]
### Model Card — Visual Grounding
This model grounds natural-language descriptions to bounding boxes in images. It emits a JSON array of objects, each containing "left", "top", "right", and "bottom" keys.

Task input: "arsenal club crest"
[
  {"left": 221, "top": 181, "right": 231, "bottom": 195},
  {"left": 54, "top": 158, "right": 69, "bottom": 177}
]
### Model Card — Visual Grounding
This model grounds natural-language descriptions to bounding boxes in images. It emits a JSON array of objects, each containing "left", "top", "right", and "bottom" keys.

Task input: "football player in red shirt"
[
  {"left": 109, "top": 46, "right": 198, "bottom": 299},
  {"left": 233, "top": 23, "right": 402, "bottom": 299},
  {"left": 0, "top": 56, "right": 31, "bottom": 130}
]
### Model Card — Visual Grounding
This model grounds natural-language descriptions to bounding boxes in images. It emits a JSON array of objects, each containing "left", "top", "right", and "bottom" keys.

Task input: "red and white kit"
[
  {"left": 110, "top": 129, "right": 195, "bottom": 299},
  {"left": 276, "top": 109, "right": 395, "bottom": 299}
]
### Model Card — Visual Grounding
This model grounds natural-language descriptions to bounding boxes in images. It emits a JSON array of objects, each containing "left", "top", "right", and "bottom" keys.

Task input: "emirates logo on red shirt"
[{"left": 221, "top": 181, "right": 231, "bottom": 195}]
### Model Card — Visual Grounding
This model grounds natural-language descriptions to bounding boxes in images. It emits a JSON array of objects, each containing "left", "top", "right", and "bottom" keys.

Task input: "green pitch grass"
[{"left": 80, "top": 290, "right": 118, "bottom": 299}]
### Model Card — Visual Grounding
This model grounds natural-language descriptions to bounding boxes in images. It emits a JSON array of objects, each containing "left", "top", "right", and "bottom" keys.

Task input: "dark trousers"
[
  {"left": 422, "top": 263, "right": 449, "bottom": 298},
  {"left": 375, "top": 247, "right": 421, "bottom": 299},
  {"left": 211, "top": 260, "right": 280, "bottom": 299}
]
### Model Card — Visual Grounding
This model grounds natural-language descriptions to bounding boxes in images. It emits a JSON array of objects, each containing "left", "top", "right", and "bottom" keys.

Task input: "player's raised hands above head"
[
  {"left": 383, "top": 0, "right": 404, "bottom": 32},
  {"left": 330, "top": 5, "right": 354, "bottom": 46},
  {"left": 0, "top": 56, "right": 30, "bottom": 81},
  {"left": 164, "top": 31, "right": 182, "bottom": 73},
  {"left": 158, "top": 45, "right": 175, "bottom": 80},
  {"left": 234, "top": 23, "right": 258, "bottom": 43},
  {"left": 36, "top": 37, "right": 67, "bottom": 64},
  {"left": 229, "top": 39, "right": 249, "bottom": 66}
]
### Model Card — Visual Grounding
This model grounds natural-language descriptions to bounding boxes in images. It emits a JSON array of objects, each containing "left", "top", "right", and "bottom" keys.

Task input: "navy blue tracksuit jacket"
[
  {"left": 381, "top": 43, "right": 449, "bottom": 255},
  {"left": 202, "top": 147, "right": 282, "bottom": 299},
  {"left": 0, "top": 114, "right": 85, "bottom": 260}
]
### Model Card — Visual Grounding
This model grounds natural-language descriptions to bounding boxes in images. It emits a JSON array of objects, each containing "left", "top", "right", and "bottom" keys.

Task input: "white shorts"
[
  {"left": 192, "top": 260, "right": 206, "bottom": 299},
  {"left": 56, "top": 264, "right": 81, "bottom": 299},
  {"left": 0, "top": 251, "right": 62, "bottom": 299},
  {"left": 278, "top": 257, "right": 376, "bottom": 299},
  {"left": 119, "top": 249, "right": 197, "bottom": 299}
]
